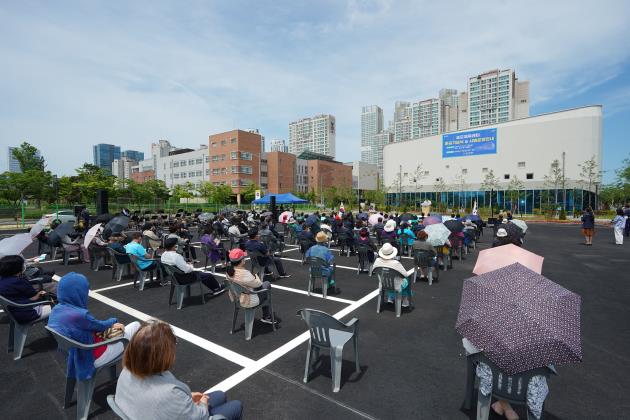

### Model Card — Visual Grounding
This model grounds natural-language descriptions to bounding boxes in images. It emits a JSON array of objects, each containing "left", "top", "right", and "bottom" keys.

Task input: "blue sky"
[{"left": 1, "top": 0, "right": 629, "bottom": 182}]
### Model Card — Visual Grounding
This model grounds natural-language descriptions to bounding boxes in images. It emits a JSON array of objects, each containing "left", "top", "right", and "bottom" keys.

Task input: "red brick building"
[{"left": 266, "top": 151, "right": 296, "bottom": 194}]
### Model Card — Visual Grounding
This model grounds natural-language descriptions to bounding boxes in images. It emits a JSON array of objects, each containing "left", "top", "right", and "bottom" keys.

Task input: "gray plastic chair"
[
  {"left": 106, "top": 395, "right": 132, "bottom": 420},
  {"left": 89, "top": 245, "right": 110, "bottom": 271},
  {"left": 248, "top": 249, "right": 273, "bottom": 280},
  {"left": 356, "top": 244, "right": 373, "bottom": 275},
  {"left": 201, "top": 243, "right": 227, "bottom": 273},
  {"left": 45, "top": 326, "right": 129, "bottom": 420},
  {"left": 464, "top": 353, "right": 556, "bottom": 420},
  {"left": 61, "top": 241, "right": 82, "bottom": 265},
  {"left": 336, "top": 231, "right": 352, "bottom": 257},
  {"left": 297, "top": 308, "right": 360, "bottom": 393},
  {"left": 261, "top": 233, "right": 284, "bottom": 254},
  {"left": 107, "top": 247, "right": 133, "bottom": 281},
  {"left": 399, "top": 233, "right": 411, "bottom": 256},
  {"left": 162, "top": 263, "right": 205, "bottom": 310},
  {"left": 225, "top": 277, "right": 275, "bottom": 341},
  {"left": 372, "top": 267, "right": 414, "bottom": 317},
  {"left": 0, "top": 292, "right": 53, "bottom": 360},
  {"left": 412, "top": 249, "right": 439, "bottom": 285},
  {"left": 128, "top": 254, "right": 160, "bottom": 291},
  {"left": 306, "top": 256, "right": 335, "bottom": 298}
]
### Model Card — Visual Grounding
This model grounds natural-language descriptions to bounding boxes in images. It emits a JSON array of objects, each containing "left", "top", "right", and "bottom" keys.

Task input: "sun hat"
[
  {"left": 384, "top": 220, "right": 396, "bottom": 232},
  {"left": 378, "top": 242, "right": 398, "bottom": 259},
  {"left": 315, "top": 231, "right": 328, "bottom": 243},
  {"left": 496, "top": 228, "right": 508, "bottom": 238},
  {"left": 228, "top": 248, "right": 247, "bottom": 262}
]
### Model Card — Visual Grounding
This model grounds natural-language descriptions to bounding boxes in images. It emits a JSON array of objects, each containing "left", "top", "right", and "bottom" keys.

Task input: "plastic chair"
[
  {"left": 412, "top": 249, "right": 438, "bottom": 285},
  {"left": 201, "top": 242, "right": 226, "bottom": 273},
  {"left": 106, "top": 395, "right": 131, "bottom": 420},
  {"left": 464, "top": 353, "right": 556, "bottom": 420},
  {"left": 261, "top": 233, "right": 284, "bottom": 254},
  {"left": 225, "top": 278, "right": 275, "bottom": 341},
  {"left": 336, "top": 231, "right": 352, "bottom": 257},
  {"left": 89, "top": 245, "right": 110, "bottom": 271},
  {"left": 298, "top": 239, "right": 312, "bottom": 263},
  {"left": 399, "top": 233, "right": 411, "bottom": 256},
  {"left": 162, "top": 264, "right": 205, "bottom": 310},
  {"left": 305, "top": 256, "right": 336, "bottom": 298},
  {"left": 106, "top": 247, "right": 133, "bottom": 281},
  {"left": 45, "top": 326, "right": 129, "bottom": 420},
  {"left": 372, "top": 267, "right": 414, "bottom": 317},
  {"left": 128, "top": 255, "right": 160, "bottom": 291},
  {"left": 248, "top": 249, "right": 273, "bottom": 280},
  {"left": 61, "top": 241, "right": 82, "bottom": 265},
  {"left": 297, "top": 308, "right": 360, "bottom": 393},
  {"left": 0, "top": 292, "right": 53, "bottom": 360},
  {"left": 356, "top": 244, "right": 373, "bottom": 275}
]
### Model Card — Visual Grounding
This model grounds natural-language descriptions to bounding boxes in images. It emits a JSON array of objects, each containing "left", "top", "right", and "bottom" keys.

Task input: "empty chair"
[
  {"left": 89, "top": 245, "right": 110, "bottom": 271},
  {"left": 372, "top": 266, "right": 414, "bottom": 317},
  {"left": 412, "top": 249, "right": 439, "bottom": 285},
  {"left": 297, "top": 308, "right": 360, "bottom": 393},
  {"left": 260, "top": 233, "right": 284, "bottom": 254},
  {"left": 464, "top": 353, "right": 556, "bottom": 420},
  {"left": 356, "top": 244, "right": 373, "bottom": 275},
  {"left": 45, "top": 326, "right": 130, "bottom": 420},
  {"left": 0, "top": 293, "right": 53, "bottom": 360},
  {"left": 248, "top": 249, "right": 272, "bottom": 280},
  {"left": 107, "top": 247, "right": 133, "bottom": 281},
  {"left": 225, "top": 278, "right": 275, "bottom": 341},
  {"left": 305, "top": 256, "right": 336, "bottom": 298},
  {"left": 61, "top": 239, "right": 83, "bottom": 265},
  {"left": 162, "top": 264, "right": 205, "bottom": 310}
]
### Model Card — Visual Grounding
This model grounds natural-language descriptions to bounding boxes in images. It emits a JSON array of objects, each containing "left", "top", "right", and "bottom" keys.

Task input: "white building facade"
[
  {"left": 350, "top": 161, "right": 380, "bottom": 191},
  {"left": 288, "top": 114, "right": 336, "bottom": 158},
  {"left": 269, "top": 139, "right": 288, "bottom": 152},
  {"left": 111, "top": 157, "right": 138, "bottom": 179},
  {"left": 360, "top": 105, "right": 384, "bottom": 164},
  {"left": 383, "top": 106, "right": 602, "bottom": 212},
  {"left": 155, "top": 145, "right": 210, "bottom": 189}
]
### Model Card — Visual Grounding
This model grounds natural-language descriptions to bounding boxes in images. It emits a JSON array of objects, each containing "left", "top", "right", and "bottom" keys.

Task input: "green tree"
[
  {"left": 198, "top": 182, "right": 215, "bottom": 201},
  {"left": 211, "top": 184, "right": 234, "bottom": 204},
  {"left": 171, "top": 182, "right": 195, "bottom": 202},
  {"left": 363, "top": 187, "right": 386, "bottom": 208},
  {"left": 544, "top": 159, "right": 564, "bottom": 206},
  {"left": 480, "top": 169, "right": 500, "bottom": 211},
  {"left": 11, "top": 142, "right": 45, "bottom": 172},
  {"left": 240, "top": 183, "right": 259, "bottom": 204},
  {"left": 578, "top": 156, "right": 601, "bottom": 207},
  {"left": 73, "top": 163, "right": 116, "bottom": 203},
  {"left": 143, "top": 180, "right": 171, "bottom": 202},
  {"left": 506, "top": 175, "right": 524, "bottom": 213}
]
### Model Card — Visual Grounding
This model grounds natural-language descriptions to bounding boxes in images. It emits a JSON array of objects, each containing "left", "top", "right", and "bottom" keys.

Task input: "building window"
[
  {"left": 526, "top": 173, "right": 534, "bottom": 180},
  {"left": 518, "top": 161, "right": 526, "bottom": 168},
  {"left": 221, "top": 140, "right": 226, "bottom": 146},
  {"left": 462, "top": 169, "right": 468, "bottom": 174},
  {"left": 212, "top": 168, "right": 219, "bottom": 175},
  {"left": 240, "top": 152, "right": 252, "bottom": 160},
  {"left": 173, "top": 173, "right": 180, "bottom": 179},
  {"left": 205, "top": 156, "right": 209, "bottom": 163},
  {"left": 196, "top": 171, "right": 202, "bottom": 176},
  {"left": 180, "top": 160, "right": 186, "bottom": 166},
  {"left": 195, "top": 158, "right": 202, "bottom": 164},
  {"left": 504, "top": 174, "right": 510, "bottom": 180},
  {"left": 189, "top": 172, "right": 195, "bottom": 177},
  {"left": 221, "top": 168, "right": 227, "bottom": 174},
  {"left": 181, "top": 173, "right": 186, "bottom": 178},
  {"left": 173, "top": 161, "right": 179, "bottom": 167},
  {"left": 230, "top": 138, "right": 237, "bottom": 144},
  {"left": 231, "top": 180, "right": 238, "bottom": 187},
  {"left": 206, "top": 169, "right": 211, "bottom": 175},
  {"left": 189, "top": 159, "right": 195, "bottom": 165},
  {"left": 231, "top": 152, "right": 238, "bottom": 160},
  {"left": 212, "top": 155, "right": 219, "bottom": 162}
]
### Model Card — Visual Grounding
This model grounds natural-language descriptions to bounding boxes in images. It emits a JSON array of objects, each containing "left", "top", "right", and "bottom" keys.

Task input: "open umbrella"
[
  {"left": 105, "top": 215, "right": 130, "bottom": 234},
  {"left": 198, "top": 212, "right": 215, "bottom": 223},
  {"left": 83, "top": 223, "right": 102, "bottom": 249},
  {"left": 502, "top": 221, "right": 524, "bottom": 242},
  {"left": 444, "top": 219, "right": 464, "bottom": 233},
  {"left": 305, "top": 214, "right": 319, "bottom": 226},
  {"left": 511, "top": 219, "right": 528, "bottom": 233},
  {"left": 465, "top": 214, "right": 482, "bottom": 222},
  {"left": 279, "top": 211, "right": 293, "bottom": 223},
  {"left": 473, "top": 244, "right": 543, "bottom": 275},
  {"left": 423, "top": 223, "right": 451, "bottom": 247},
  {"left": 260, "top": 211, "right": 273, "bottom": 217},
  {"left": 368, "top": 213, "right": 382, "bottom": 226},
  {"left": 29, "top": 217, "right": 51, "bottom": 238},
  {"left": 456, "top": 263, "right": 582, "bottom": 374},
  {"left": 47, "top": 221, "right": 76, "bottom": 247},
  {"left": 400, "top": 213, "right": 415, "bottom": 222},
  {"left": 423, "top": 216, "right": 442, "bottom": 226},
  {"left": 0, "top": 233, "right": 34, "bottom": 258},
  {"left": 357, "top": 212, "right": 369, "bottom": 221}
]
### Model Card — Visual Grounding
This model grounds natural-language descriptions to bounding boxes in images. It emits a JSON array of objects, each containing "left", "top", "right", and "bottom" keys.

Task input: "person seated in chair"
[
  {"left": 411, "top": 231, "right": 438, "bottom": 278},
  {"left": 61, "top": 227, "right": 91, "bottom": 263},
  {"left": 492, "top": 228, "right": 513, "bottom": 248},
  {"left": 305, "top": 232, "right": 336, "bottom": 289},
  {"left": 160, "top": 238, "right": 225, "bottom": 295},
  {"left": 142, "top": 223, "right": 162, "bottom": 250},
  {"left": 380, "top": 220, "right": 399, "bottom": 250},
  {"left": 48, "top": 272, "right": 142, "bottom": 379},
  {"left": 355, "top": 228, "right": 376, "bottom": 263},
  {"left": 373, "top": 217, "right": 385, "bottom": 234},
  {"left": 167, "top": 225, "right": 197, "bottom": 262},
  {"left": 245, "top": 229, "right": 290, "bottom": 279},
  {"left": 200, "top": 226, "right": 227, "bottom": 266},
  {"left": 108, "top": 233, "right": 131, "bottom": 263},
  {"left": 226, "top": 249, "right": 277, "bottom": 325},
  {"left": 0, "top": 255, "right": 56, "bottom": 323},
  {"left": 115, "top": 319, "right": 243, "bottom": 420},
  {"left": 259, "top": 223, "right": 284, "bottom": 254},
  {"left": 125, "top": 232, "right": 158, "bottom": 271},
  {"left": 297, "top": 224, "right": 316, "bottom": 249},
  {"left": 373, "top": 243, "right": 411, "bottom": 307}
]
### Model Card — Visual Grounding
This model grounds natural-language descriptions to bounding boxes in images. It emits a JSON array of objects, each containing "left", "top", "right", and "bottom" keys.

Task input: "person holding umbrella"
[{"left": 492, "top": 228, "right": 512, "bottom": 248}]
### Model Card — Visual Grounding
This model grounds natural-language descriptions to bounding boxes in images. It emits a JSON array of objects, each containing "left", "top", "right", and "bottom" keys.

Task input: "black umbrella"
[
  {"left": 502, "top": 222, "right": 523, "bottom": 242},
  {"left": 400, "top": 213, "right": 415, "bottom": 222},
  {"left": 444, "top": 219, "right": 464, "bottom": 233},
  {"left": 47, "top": 221, "right": 76, "bottom": 246},
  {"left": 95, "top": 213, "right": 113, "bottom": 224},
  {"left": 102, "top": 215, "right": 130, "bottom": 239}
]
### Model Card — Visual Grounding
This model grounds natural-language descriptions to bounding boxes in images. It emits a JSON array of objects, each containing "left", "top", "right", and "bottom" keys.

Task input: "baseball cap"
[{"left": 229, "top": 248, "right": 247, "bottom": 262}]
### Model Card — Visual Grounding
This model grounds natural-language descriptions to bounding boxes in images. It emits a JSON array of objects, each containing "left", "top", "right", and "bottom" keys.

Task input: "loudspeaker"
[
  {"left": 270, "top": 196, "right": 277, "bottom": 221},
  {"left": 96, "top": 189, "right": 109, "bottom": 215}
]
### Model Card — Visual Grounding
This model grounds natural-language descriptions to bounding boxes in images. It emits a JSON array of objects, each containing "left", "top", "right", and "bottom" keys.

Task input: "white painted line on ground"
[
  {"left": 280, "top": 256, "right": 358, "bottom": 271},
  {"left": 92, "top": 281, "right": 135, "bottom": 293},
  {"left": 271, "top": 284, "right": 356, "bottom": 305},
  {"left": 206, "top": 288, "right": 380, "bottom": 393},
  {"left": 50, "top": 274, "right": 256, "bottom": 368}
]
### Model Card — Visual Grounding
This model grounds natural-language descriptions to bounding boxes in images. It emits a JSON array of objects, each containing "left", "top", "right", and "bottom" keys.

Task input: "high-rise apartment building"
[
  {"left": 458, "top": 91, "right": 470, "bottom": 130},
  {"left": 411, "top": 98, "right": 440, "bottom": 139},
  {"left": 360, "top": 105, "right": 384, "bottom": 164},
  {"left": 370, "top": 131, "right": 393, "bottom": 177},
  {"left": 468, "top": 68, "right": 529, "bottom": 127},
  {"left": 288, "top": 114, "right": 336, "bottom": 158},
  {"left": 269, "top": 139, "right": 288, "bottom": 153},
  {"left": 93, "top": 143, "right": 121, "bottom": 174},
  {"left": 439, "top": 89, "right": 460, "bottom": 133},
  {"left": 209, "top": 129, "right": 263, "bottom": 201},
  {"left": 112, "top": 157, "right": 139, "bottom": 180}
]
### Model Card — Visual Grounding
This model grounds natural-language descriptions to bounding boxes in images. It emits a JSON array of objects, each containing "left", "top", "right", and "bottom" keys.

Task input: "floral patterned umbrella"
[
  {"left": 456, "top": 263, "right": 582, "bottom": 374},
  {"left": 423, "top": 223, "right": 451, "bottom": 246}
]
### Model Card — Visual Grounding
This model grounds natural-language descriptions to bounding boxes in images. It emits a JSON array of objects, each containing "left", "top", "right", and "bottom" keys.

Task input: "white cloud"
[{"left": 0, "top": 0, "right": 629, "bottom": 175}]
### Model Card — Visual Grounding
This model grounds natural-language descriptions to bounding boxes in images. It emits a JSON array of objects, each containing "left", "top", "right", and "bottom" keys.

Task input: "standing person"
[
  {"left": 612, "top": 208, "right": 626, "bottom": 245},
  {"left": 624, "top": 204, "right": 630, "bottom": 237},
  {"left": 581, "top": 207, "right": 595, "bottom": 246}
]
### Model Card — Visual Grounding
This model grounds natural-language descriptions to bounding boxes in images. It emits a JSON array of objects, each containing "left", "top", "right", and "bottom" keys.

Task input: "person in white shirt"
[
  {"left": 372, "top": 243, "right": 412, "bottom": 307},
  {"left": 160, "top": 238, "right": 225, "bottom": 295}
]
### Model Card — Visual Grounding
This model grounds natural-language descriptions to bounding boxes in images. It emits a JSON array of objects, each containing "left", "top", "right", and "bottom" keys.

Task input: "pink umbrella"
[
  {"left": 83, "top": 223, "right": 102, "bottom": 248},
  {"left": 368, "top": 213, "right": 382, "bottom": 226},
  {"left": 278, "top": 211, "right": 292, "bottom": 224},
  {"left": 423, "top": 216, "right": 442, "bottom": 226},
  {"left": 473, "top": 244, "right": 544, "bottom": 275}
]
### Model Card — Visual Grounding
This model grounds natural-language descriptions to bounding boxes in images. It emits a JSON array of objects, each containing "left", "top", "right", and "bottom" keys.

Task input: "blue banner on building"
[{"left": 442, "top": 128, "right": 497, "bottom": 158}]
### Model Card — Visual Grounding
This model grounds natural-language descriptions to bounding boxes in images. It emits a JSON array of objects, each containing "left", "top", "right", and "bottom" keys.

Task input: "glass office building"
[{"left": 93, "top": 143, "right": 121, "bottom": 174}]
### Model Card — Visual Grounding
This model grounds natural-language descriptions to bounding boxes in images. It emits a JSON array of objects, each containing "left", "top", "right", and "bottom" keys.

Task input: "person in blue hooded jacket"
[{"left": 47, "top": 272, "right": 141, "bottom": 380}]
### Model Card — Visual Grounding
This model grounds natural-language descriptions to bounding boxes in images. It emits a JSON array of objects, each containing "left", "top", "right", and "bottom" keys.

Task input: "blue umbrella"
[
  {"left": 465, "top": 214, "right": 482, "bottom": 222},
  {"left": 358, "top": 212, "right": 369, "bottom": 221},
  {"left": 305, "top": 214, "right": 319, "bottom": 226}
]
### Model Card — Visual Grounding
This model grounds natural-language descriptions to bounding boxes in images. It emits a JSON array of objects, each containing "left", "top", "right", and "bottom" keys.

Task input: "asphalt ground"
[{"left": 0, "top": 223, "right": 629, "bottom": 419}]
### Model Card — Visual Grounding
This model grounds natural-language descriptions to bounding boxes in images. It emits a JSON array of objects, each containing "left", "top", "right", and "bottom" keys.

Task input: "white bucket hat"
[
  {"left": 496, "top": 228, "right": 508, "bottom": 238},
  {"left": 383, "top": 220, "right": 396, "bottom": 232},
  {"left": 378, "top": 242, "right": 398, "bottom": 259}
]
